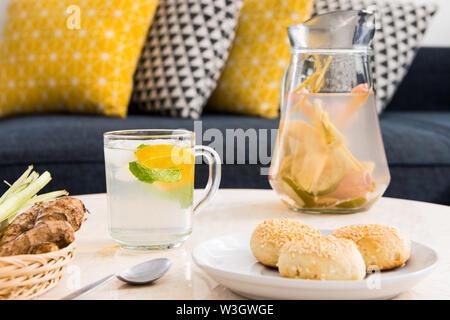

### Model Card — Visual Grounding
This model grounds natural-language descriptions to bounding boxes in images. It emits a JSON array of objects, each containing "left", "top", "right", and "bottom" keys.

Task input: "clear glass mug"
[{"left": 104, "top": 129, "right": 221, "bottom": 250}]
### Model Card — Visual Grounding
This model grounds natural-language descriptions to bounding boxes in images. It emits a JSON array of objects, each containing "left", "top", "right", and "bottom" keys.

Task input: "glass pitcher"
[{"left": 269, "top": 10, "right": 390, "bottom": 214}]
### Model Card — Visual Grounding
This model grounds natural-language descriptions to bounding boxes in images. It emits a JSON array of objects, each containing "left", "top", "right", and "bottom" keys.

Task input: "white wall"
[{"left": 400, "top": 0, "right": 450, "bottom": 47}]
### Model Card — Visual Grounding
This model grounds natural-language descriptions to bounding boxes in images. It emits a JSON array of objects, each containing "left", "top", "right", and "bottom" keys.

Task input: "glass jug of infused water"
[{"left": 269, "top": 11, "right": 390, "bottom": 213}]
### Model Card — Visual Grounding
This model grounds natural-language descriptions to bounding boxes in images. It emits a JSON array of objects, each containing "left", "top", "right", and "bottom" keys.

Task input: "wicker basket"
[{"left": 0, "top": 242, "right": 76, "bottom": 300}]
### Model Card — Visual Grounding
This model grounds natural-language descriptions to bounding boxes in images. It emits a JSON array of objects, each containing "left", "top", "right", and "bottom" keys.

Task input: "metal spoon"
[{"left": 61, "top": 258, "right": 171, "bottom": 300}]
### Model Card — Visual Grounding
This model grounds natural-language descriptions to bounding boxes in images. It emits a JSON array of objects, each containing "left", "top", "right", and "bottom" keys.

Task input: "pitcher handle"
[{"left": 192, "top": 145, "right": 221, "bottom": 215}]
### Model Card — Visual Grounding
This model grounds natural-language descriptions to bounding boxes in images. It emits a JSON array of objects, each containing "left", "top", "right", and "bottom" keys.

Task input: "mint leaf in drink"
[
  {"left": 136, "top": 144, "right": 147, "bottom": 150},
  {"left": 129, "top": 161, "right": 182, "bottom": 184}
]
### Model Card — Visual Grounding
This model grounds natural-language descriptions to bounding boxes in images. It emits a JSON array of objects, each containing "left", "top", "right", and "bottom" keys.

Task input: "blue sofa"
[{"left": 0, "top": 48, "right": 449, "bottom": 205}]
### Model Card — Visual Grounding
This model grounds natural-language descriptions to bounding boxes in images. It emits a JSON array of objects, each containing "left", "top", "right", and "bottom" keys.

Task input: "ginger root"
[
  {"left": 29, "top": 242, "right": 60, "bottom": 254},
  {"left": 0, "top": 196, "right": 87, "bottom": 256},
  {"left": 0, "top": 203, "right": 43, "bottom": 245}
]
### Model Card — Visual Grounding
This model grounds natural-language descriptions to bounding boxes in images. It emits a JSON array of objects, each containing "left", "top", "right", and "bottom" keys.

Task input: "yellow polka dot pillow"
[
  {"left": 207, "top": 0, "right": 315, "bottom": 118},
  {"left": 0, "top": 0, "right": 158, "bottom": 118}
]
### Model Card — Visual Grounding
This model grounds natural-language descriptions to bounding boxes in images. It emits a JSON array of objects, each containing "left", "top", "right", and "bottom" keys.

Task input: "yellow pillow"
[
  {"left": 0, "top": 0, "right": 158, "bottom": 118},
  {"left": 207, "top": 0, "right": 314, "bottom": 118}
]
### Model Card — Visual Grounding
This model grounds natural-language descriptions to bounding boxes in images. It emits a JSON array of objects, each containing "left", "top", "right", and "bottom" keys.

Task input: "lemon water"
[{"left": 105, "top": 140, "right": 194, "bottom": 249}]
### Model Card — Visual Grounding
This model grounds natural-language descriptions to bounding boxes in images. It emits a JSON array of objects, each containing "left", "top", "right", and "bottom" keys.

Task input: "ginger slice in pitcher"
[
  {"left": 326, "top": 168, "right": 373, "bottom": 200},
  {"left": 286, "top": 120, "right": 330, "bottom": 193},
  {"left": 312, "top": 149, "right": 347, "bottom": 196},
  {"left": 311, "top": 99, "right": 364, "bottom": 171},
  {"left": 334, "top": 83, "right": 372, "bottom": 127}
]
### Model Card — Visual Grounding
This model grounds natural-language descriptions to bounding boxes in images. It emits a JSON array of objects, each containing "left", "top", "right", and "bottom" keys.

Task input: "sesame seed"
[
  {"left": 332, "top": 224, "right": 403, "bottom": 242},
  {"left": 255, "top": 219, "right": 321, "bottom": 247},
  {"left": 284, "top": 236, "right": 357, "bottom": 259}
]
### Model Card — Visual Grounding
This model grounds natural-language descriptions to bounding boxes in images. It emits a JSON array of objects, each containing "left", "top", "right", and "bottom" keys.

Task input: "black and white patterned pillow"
[
  {"left": 314, "top": 0, "right": 437, "bottom": 113},
  {"left": 131, "top": 0, "right": 243, "bottom": 119}
]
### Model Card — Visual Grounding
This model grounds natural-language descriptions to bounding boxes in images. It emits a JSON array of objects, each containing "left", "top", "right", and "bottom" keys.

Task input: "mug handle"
[{"left": 192, "top": 145, "right": 221, "bottom": 215}]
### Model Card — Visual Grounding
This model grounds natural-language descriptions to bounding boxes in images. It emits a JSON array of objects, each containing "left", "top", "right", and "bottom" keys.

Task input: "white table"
[{"left": 39, "top": 189, "right": 450, "bottom": 300}]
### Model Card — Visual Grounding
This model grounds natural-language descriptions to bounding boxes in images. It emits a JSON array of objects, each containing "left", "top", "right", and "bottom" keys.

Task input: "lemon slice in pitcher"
[
  {"left": 312, "top": 150, "right": 347, "bottom": 196},
  {"left": 336, "top": 197, "right": 367, "bottom": 209}
]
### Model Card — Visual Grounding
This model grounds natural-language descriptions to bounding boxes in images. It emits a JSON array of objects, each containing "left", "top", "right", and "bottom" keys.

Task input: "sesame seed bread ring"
[
  {"left": 332, "top": 224, "right": 411, "bottom": 271},
  {"left": 278, "top": 236, "right": 366, "bottom": 280},
  {"left": 250, "top": 219, "right": 321, "bottom": 268}
]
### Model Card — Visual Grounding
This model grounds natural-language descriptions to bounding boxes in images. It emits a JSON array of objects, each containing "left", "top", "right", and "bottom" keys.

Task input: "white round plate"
[{"left": 192, "top": 231, "right": 439, "bottom": 300}]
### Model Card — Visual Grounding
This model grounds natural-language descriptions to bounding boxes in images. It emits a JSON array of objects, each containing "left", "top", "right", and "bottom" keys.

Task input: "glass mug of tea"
[{"left": 104, "top": 129, "right": 221, "bottom": 250}]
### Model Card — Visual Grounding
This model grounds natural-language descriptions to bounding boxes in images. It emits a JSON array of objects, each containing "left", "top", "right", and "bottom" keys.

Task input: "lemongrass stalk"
[
  {"left": 0, "top": 171, "right": 51, "bottom": 222},
  {"left": 12, "top": 172, "right": 39, "bottom": 194},
  {"left": 11, "top": 183, "right": 29, "bottom": 194},
  {"left": 5, "top": 171, "right": 40, "bottom": 198},
  {"left": 0, "top": 165, "right": 33, "bottom": 205},
  {"left": 24, "top": 171, "right": 39, "bottom": 184},
  {"left": 23, "top": 190, "right": 69, "bottom": 209}
]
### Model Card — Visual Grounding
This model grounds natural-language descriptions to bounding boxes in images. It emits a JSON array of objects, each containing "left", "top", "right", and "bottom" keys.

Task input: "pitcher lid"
[{"left": 287, "top": 10, "right": 375, "bottom": 51}]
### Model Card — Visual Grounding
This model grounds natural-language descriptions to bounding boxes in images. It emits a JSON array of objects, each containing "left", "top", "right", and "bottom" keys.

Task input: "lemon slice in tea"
[{"left": 135, "top": 144, "right": 194, "bottom": 186}]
